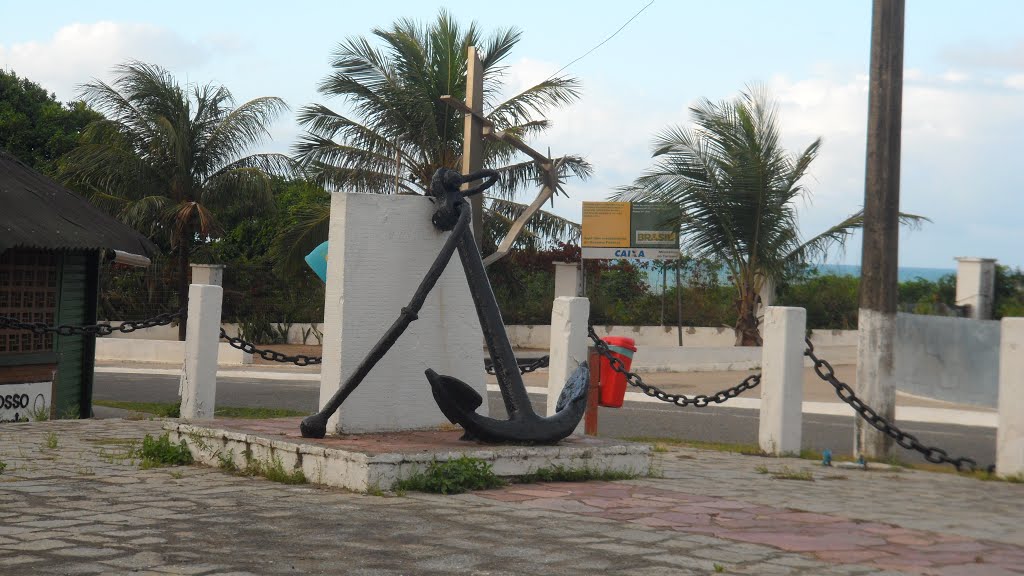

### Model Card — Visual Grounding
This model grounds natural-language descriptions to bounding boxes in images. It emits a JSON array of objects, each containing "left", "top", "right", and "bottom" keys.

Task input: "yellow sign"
[{"left": 581, "top": 202, "right": 630, "bottom": 247}]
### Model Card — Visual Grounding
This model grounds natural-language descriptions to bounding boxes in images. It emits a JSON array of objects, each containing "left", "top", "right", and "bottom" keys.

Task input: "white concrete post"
[
  {"left": 179, "top": 284, "right": 223, "bottom": 419},
  {"left": 955, "top": 257, "right": 996, "bottom": 320},
  {"left": 190, "top": 263, "right": 225, "bottom": 287},
  {"left": 759, "top": 306, "right": 806, "bottom": 455},
  {"left": 553, "top": 262, "right": 583, "bottom": 298},
  {"left": 319, "top": 193, "right": 486, "bottom": 434},
  {"left": 997, "top": 317, "right": 1024, "bottom": 477},
  {"left": 547, "top": 297, "right": 590, "bottom": 435}
]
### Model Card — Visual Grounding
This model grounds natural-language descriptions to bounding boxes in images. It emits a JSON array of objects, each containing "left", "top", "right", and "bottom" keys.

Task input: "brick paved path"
[{"left": 1, "top": 419, "right": 1021, "bottom": 575}]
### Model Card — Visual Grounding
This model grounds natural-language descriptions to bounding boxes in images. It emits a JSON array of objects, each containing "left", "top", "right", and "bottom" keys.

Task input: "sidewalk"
[{"left": 1, "top": 418, "right": 1021, "bottom": 575}]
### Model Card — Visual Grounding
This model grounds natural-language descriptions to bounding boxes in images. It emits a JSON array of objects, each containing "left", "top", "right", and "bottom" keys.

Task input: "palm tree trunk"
[
  {"left": 176, "top": 231, "right": 191, "bottom": 341},
  {"left": 734, "top": 288, "right": 762, "bottom": 346}
]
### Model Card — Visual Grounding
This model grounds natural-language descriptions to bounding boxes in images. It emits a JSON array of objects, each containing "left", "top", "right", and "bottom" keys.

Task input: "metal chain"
[
  {"left": 220, "top": 329, "right": 322, "bottom": 367},
  {"left": 587, "top": 326, "right": 760, "bottom": 407},
  {"left": 484, "top": 355, "right": 550, "bottom": 375},
  {"left": 804, "top": 337, "right": 990, "bottom": 473},
  {"left": 0, "top": 311, "right": 182, "bottom": 337}
]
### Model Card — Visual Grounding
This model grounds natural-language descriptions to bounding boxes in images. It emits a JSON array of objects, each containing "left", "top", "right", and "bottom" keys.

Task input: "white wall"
[
  {"left": 102, "top": 322, "right": 326, "bottom": 345},
  {"left": 895, "top": 313, "right": 1001, "bottom": 407},
  {"left": 95, "top": 338, "right": 251, "bottom": 365},
  {"left": 504, "top": 324, "right": 857, "bottom": 350}
]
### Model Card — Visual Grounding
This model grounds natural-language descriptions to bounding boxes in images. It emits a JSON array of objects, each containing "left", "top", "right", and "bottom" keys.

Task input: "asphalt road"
[{"left": 93, "top": 372, "right": 997, "bottom": 468}]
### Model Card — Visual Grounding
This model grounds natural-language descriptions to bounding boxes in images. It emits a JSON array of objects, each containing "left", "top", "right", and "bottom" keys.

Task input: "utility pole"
[
  {"left": 856, "top": 0, "right": 904, "bottom": 460},
  {"left": 461, "top": 46, "right": 485, "bottom": 249}
]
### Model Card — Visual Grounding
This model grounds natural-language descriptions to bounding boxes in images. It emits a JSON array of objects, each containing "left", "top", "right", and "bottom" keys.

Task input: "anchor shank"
[{"left": 453, "top": 215, "right": 535, "bottom": 417}]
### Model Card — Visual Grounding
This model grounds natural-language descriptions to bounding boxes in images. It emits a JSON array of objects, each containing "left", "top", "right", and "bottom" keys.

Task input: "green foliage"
[
  {"left": 0, "top": 459, "right": 7, "bottom": 475},
  {"left": 136, "top": 433, "right": 193, "bottom": 469},
  {"left": 393, "top": 456, "right": 505, "bottom": 494},
  {"left": 242, "top": 455, "right": 307, "bottom": 484},
  {"left": 994, "top": 266, "right": 1024, "bottom": 319},
  {"left": 617, "top": 85, "right": 928, "bottom": 344},
  {"left": 61, "top": 62, "right": 293, "bottom": 336},
  {"left": 289, "top": 10, "right": 591, "bottom": 271},
  {"left": 43, "top": 431, "right": 58, "bottom": 450},
  {"left": 0, "top": 69, "right": 102, "bottom": 175},
  {"left": 217, "top": 451, "right": 238, "bottom": 472},
  {"left": 777, "top": 272, "right": 860, "bottom": 329}
]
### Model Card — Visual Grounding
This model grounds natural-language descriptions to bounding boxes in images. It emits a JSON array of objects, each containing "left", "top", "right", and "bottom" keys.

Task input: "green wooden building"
[{"left": 0, "top": 149, "right": 153, "bottom": 420}]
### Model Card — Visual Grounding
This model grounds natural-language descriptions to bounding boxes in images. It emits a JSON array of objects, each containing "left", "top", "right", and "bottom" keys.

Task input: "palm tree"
[
  {"left": 61, "top": 61, "right": 293, "bottom": 339},
  {"left": 283, "top": 10, "right": 591, "bottom": 267},
  {"left": 616, "top": 86, "right": 925, "bottom": 345}
]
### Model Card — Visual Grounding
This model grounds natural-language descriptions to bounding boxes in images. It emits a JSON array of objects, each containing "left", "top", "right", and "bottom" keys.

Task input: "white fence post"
[
  {"left": 547, "top": 297, "right": 591, "bottom": 430},
  {"left": 997, "top": 317, "right": 1024, "bottom": 476},
  {"left": 179, "top": 284, "right": 223, "bottom": 419},
  {"left": 759, "top": 306, "right": 806, "bottom": 455}
]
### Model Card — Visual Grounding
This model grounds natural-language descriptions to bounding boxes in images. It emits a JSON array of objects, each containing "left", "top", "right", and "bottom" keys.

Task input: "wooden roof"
[{"left": 0, "top": 148, "right": 154, "bottom": 256}]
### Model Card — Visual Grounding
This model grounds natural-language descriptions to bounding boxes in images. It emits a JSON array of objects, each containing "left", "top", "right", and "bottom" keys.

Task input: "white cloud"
[
  {"left": 0, "top": 21, "right": 210, "bottom": 101},
  {"left": 1006, "top": 74, "right": 1024, "bottom": 89},
  {"left": 503, "top": 60, "right": 1024, "bottom": 267},
  {"left": 942, "top": 70, "right": 969, "bottom": 84}
]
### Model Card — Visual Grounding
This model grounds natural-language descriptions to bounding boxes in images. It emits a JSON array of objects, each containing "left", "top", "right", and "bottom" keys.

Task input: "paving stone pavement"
[{"left": 1, "top": 419, "right": 1022, "bottom": 576}]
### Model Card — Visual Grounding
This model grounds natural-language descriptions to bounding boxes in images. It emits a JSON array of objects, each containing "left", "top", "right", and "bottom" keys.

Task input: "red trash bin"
[{"left": 599, "top": 336, "right": 637, "bottom": 408}]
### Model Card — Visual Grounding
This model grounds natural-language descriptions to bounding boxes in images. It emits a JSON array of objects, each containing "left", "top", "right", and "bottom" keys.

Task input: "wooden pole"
[
  {"left": 676, "top": 261, "right": 683, "bottom": 346},
  {"left": 461, "top": 46, "right": 485, "bottom": 250},
  {"left": 585, "top": 347, "right": 600, "bottom": 435},
  {"left": 856, "top": 0, "right": 904, "bottom": 460}
]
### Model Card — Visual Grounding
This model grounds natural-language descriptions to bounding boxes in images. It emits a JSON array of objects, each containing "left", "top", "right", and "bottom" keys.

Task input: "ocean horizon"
[
  {"left": 644, "top": 263, "right": 955, "bottom": 289},
  {"left": 811, "top": 264, "right": 955, "bottom": 283}
]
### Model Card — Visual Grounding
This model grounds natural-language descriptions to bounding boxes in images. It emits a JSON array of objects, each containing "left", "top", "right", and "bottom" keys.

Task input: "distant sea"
[
  {"left": 644, "top": 263, "right": 955, "bottom": 289},
  {"left": 810, "top": 264, "right": 955, "bottom": 283}
]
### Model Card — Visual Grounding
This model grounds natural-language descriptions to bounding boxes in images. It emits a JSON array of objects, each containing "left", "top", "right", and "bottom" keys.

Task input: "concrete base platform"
[{"left": 166, "top": 418, "right": 651, "bottom": 492}]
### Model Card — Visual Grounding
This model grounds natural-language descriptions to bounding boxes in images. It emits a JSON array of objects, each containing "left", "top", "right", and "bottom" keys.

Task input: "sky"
[{"left": 2, "top": 0, "right": 1022, "bottom": 269}]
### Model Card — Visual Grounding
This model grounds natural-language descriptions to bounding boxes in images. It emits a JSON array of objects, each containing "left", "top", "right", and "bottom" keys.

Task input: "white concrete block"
[
  {"left": 190, "top": 263, "right": 225, "bottom": 287},
  {"left": 997, "top": 317, "right": 1024, "bottom": 477},
  {"left": 955, "top": 257, "right": 997, "bottom": 320},
  {"left": 546, "top": 297, "right": 590, "bottom": 428},
  {"left": 319, "top": 192, "right": 486, "bottom": 434},
  {"left": 759, "top": 306, "right": 806, "bottom": 455},
  {"left": 179, "top": 284, "right": 223, "bottom": 419},
  {"left": 553, "top": 262, "right": 583, "bottom": 298}
]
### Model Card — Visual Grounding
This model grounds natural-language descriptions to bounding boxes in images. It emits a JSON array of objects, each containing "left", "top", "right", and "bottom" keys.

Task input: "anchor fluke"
[{"left": 426, "top": 362, "right": 590, "bottom": 444}]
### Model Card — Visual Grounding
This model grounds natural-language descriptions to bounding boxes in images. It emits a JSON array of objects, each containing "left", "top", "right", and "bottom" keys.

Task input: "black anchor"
[
  {"left": 300, "top": 168, "right": 588, "bottom": 443},
  {"left": 425, "top": 168, "right": 589, "bottom": 443}
]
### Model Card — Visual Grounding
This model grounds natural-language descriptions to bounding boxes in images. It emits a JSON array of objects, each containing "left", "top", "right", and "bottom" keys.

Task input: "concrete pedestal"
[{"left": 319, "top": 193, "right": 486, "bottom": 434}]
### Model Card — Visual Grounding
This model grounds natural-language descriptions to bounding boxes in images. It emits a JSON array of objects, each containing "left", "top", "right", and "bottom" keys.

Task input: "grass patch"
[
  {"left": 0, "top": 459, "right": 6, "bottom": 475},
  {"left": 86, "top": 437, "right": 139, "bottom": 447},
  {"left": 43, "top": 431, "right": 58, "bottom": 450},
  {"left": 92, "top": 400, "right": 305, "bottom": 419},
  {"left": 93, "top": 400, "right": 180, "bottom": 417},
  {"left": 624, "top": 436, "right": 766, "bottom": 456},
  {"left": 393, "top": 456, "right": 505, "bottom": 494},
  {"left": 217, "top": 450, "right": 238, "bottom": 472},
  {"left": 517, "top": 465, "right": 638, "bottom": 484},
  {"left": 213, "top": 407, "right": 307, "bottom": 419},
  {"left": 241, "top": 454, "right": 306, "bottom": 485},
  {"left": 29, "top": 403, "right": 50, "bottom": 422},
  {"left": 755, "top": 464, "right": 814, "bottom": 481},
  {"left": 136, "top": 433, "right": 193, "bottom": 469}
]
